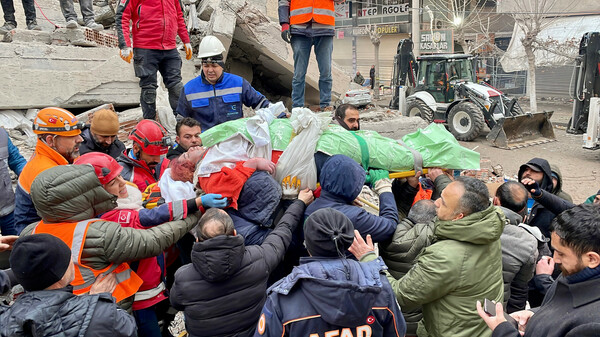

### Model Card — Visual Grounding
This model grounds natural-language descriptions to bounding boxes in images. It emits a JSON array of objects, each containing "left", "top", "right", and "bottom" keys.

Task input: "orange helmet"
[
  {"left": 32, "top": 107, "right": 84, "bottom": 137},
  {"left": 75, "top": 152, "right": 123, "bottom": 185},
  {"left": 128, "top": 120, "right": 172, "bottom": 156}
]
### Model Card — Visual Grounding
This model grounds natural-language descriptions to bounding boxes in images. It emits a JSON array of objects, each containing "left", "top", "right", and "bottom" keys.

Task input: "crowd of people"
[{"left": 2, "top": 0, "right": 600, "bottom": 336}]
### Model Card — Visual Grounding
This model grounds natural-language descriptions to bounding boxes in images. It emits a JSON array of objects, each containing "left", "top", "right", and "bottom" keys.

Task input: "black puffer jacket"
[
  {"left": 170, "top": 200, "right": 306, "bottom": 337},
  {"left": 0, "top": 287, "right": 137, "bottom": 337}
]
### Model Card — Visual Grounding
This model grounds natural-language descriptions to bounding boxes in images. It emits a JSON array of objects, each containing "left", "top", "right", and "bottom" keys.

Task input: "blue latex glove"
[
  {"left": 201, "top": 194, "right": 229, "bottom": 208},
  {"left": 365, "top": 169, "right": 389, "bottom": 185}
]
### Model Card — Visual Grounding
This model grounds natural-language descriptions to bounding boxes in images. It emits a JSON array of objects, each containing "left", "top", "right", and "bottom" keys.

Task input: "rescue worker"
[
  {"left": 166, "top": 117, "right": 202, "bottom": 160},
  {"left": 117, "top": 119, "right": 171, "bottom": 192},
  {"left": 19, "top": 164, "right": 202, "bottom": 311},
  {"left": 0, "top": 127, "right": 26, "bottom": 235},
  {"left": 115, "top": 0, "right": 192, "bottom": 119},
  {"left": 75, "top": 152, "right": 226, "bottom": 336},
  {"left": 255, "top": 208, "right": 406, "bottom": 337},
  {"left": 0, "top": 234, "right": 137, "bottom": 337},
  {"left": 279, "top": 0, "right": 338, "bottom": 109},
  {"left": 176, "top": 35, "right": 271, "bottom": 132},
  {"left": 14, "top": 107, "right": 84, "bottom": 234},
  {"left": 79, "top": 108, "right": 126, "bottom": 159}
]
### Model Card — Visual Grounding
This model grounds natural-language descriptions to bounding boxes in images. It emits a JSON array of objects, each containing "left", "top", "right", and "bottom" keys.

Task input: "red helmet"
[
  {"left": 74, "top": 152, "right": 123, "bottom": 185},
  {"left": 128, "top": 120, "right": 171, "bottom": 156}
]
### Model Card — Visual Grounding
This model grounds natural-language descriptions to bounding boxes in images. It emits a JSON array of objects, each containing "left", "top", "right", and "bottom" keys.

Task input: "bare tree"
[
  {"left": 506, "top": 0, "right": 561, "bottom": 112},
  {"left": 365, "top": 24, "right": 382, "bottom": 99},
  {"left": 426, "top": 0, "right": 500, "bottom": 54}
]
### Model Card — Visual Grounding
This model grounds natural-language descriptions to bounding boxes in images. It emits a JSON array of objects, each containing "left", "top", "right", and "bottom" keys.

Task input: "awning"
[{"left": 500, "top": 15, "right": 600, "bottom": 72}]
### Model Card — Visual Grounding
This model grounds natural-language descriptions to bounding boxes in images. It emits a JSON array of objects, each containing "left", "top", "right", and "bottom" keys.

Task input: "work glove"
[
  {"left": 365, "top": 169, "right": 389, "bottom": 185},
  {"left": 201, "top": 194, "right": 229, "bottom": 208},
  {"left": 184, "top": 43, "right": 193, "bottom": 60},
  {"left": 373, "top": 178, "right": 393, "bottom": 195},
  {"left": 281, "top": 23, "right": 291, "bottom": 43},
  {"left": 521, "top": 179, "right": 542, "bottom": 198},
  {"left": 120, "top": 47, "right": 133, "bottom": 63}
]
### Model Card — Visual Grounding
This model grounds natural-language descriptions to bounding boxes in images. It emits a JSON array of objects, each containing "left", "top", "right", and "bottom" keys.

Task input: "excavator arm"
[
  {"left": 569, "top": 32, "right": 600, "bottom": 135},
  {"left": 389, "top": 39, "right": 418, "bottom": 109}
]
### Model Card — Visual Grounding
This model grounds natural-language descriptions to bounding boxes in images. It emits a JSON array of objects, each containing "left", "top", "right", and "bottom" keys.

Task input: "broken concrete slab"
[
  {"left": 0, "top": 43, "right": 196, "bottom": 110},
  {"left": 9, "top": 29, "right": 52, "bottom": 45}
]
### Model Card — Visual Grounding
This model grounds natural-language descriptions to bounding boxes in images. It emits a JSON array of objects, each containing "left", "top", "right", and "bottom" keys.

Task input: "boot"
[
  {"left": 27, "top": 21, "right": 41, "bottom": 31},
  {"left": 65, "top": 19, "right": 78, "bottom": 28},
  {"left": 0, "top": 22, "right": 17, "bottom": 34}
]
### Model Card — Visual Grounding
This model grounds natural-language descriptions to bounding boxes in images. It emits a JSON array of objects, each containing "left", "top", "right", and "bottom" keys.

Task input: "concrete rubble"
[{"left": 0, "top": 0, "right": 350, "bottom": 111}]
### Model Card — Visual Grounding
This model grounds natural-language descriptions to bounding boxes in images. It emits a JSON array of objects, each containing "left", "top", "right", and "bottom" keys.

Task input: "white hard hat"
[{"left": 197, "top": 35, "right": 226, "bottom": 59}]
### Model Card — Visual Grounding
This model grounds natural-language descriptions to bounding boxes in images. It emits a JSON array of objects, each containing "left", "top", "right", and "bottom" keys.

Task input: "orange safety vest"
[
  {"left": 33, "top": 219, "right": 143, "bottom": 303},
  {"left": 290, "top": 0, "right": 335, "bottom": 26}
]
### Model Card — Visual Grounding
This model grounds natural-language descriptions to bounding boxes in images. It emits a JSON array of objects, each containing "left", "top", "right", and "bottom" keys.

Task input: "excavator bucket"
[{"left": 487, "top": 111, "right": 556, "bottom": 149}]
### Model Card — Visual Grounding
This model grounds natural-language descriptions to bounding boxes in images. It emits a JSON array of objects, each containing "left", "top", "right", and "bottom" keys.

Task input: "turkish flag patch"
[
  {"left": 48, "top": 117, "right": 57, "bottom": 124},
  {"left": 118, "top": 211, "right": 131, "bottom": 224},
  {"left": 366, "top": 315, "right": 375, "bottom": 324}
]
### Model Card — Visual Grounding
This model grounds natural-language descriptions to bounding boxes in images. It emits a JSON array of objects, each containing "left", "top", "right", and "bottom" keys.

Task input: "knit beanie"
[
  {"left": 91, "top": 109, "right": 120, "bottom": 136},
  {"left": 9, "top": 234, "right": 72, "bottom": 291},
  {"left": 304, "top": 208, "right": 355, "bottom": 257}
]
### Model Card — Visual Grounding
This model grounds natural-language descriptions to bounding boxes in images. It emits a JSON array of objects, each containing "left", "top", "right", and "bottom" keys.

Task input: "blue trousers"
[
  {"left": 0, "top": 211, "right": 16, "bottom": 236},
  {"left": 290, "top": 35, "right": 333, "bottom": 108}
]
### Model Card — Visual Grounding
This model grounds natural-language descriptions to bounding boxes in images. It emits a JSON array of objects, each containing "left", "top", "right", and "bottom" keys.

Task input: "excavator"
[
  {"left": 389, "top": 39, "right": 556, "bottom": 149},
  {"left": 568, "top": 32, "right": 600, "bottom": 150}
]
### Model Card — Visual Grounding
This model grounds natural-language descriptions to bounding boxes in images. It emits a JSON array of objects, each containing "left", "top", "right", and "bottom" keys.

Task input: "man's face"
[
  {"left": 551, "top": 232, "right": 587, "bottom": 276},
  {"left": 175, "top": 125, "right": 202, "bottom": 151},
  {"left": 202, "top": 63, "right": 223, "bottom": 84},
  {"left": 63, "top": 260, "right": 76, "bottom": 286},
  {"left": 521, "top": 167, "right": 544, "bottom": 184},
  {"left": 594, "top": 194, "right": 600, "bottom": 205},
  {"left": 92, "top": 132, "right": 118, "bottom": 149},
  {"left": 434, "top": 181, "right": 464, "bottom": 221},
  {"left": 49, "top": 134, "right": 83, "bottom": 163},
  {"left": 104, "top": 175, "right": 128, "bottom": 198},
  {"left": 138, "top": 150, "right": 161, "bottom": 170},
  {"left": 343, "top": 108, "right": 360, "bottom": 131}
]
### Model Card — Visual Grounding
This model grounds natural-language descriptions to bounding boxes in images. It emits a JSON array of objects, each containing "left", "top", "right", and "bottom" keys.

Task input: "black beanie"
[
  {"left": 9, "top": 234, "right": 72, "bottom": 291},
  {"left": 304, "top": 208, "right": 355, "bottom": 257}
]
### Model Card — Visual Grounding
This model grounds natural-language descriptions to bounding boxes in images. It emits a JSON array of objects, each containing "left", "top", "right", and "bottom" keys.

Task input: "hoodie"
[
  {"left": 227, "top": 171, "right": 283, "bottom": 245},
  {"left": 549, "top": 164, "right": 573, "bottom": 203},
  {"left": 255, "top": 257, "right": 406, "bottom": 337},
  {"left": 170, "top": 200, "right": 306, "bottom": 337},
  {"left": 305, "top": 155, "right": 399, "bottom": 242},
  {"left": 517, "top": 158, "right": 557, "bottom": 239}
]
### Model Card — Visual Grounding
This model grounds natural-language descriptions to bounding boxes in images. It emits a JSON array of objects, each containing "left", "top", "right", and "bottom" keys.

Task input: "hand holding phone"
[{"left": 483, "top": 299, "right": 518, "bottom": 329}]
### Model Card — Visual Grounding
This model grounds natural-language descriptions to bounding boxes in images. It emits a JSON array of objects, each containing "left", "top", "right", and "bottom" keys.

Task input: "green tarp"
[{"left": 199, "top": 118, "right": 480, "bottom": 172}]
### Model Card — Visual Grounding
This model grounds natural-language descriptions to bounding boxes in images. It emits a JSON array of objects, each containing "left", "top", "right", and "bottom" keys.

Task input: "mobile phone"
[{"left": 483, "top": 299, "right": 518, "bottom": 328}]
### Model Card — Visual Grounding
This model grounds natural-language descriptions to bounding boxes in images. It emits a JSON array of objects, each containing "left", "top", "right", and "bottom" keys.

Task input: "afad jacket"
[
  {"left": 255, "top": 257, "right": 406, "bottom": 337},
  {"left": 100, "top": 184, "right": 200, "bottom": 311},
  {"left": 117, "top": 150, "right": 169, "bottom": 193},
  {"left": 115, "top": 0, "right": 190, "bottom": 50},
  {"left": 177, "top": 72, "right": 270, "bottom": 132}
]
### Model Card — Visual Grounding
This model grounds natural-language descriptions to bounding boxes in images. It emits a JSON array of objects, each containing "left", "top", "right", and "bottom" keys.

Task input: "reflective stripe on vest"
[
  {"left": 185, "top": 87, "right": 243, "bottom": 101},
  {"left": 134, "top": 281, "right": 166, "bottom": 302},
  {"left": 289, "top": 0, "right": 334, "bottom": 26},
  {"left": 33, "top": 219, "right": 143, "bottom": 302}
]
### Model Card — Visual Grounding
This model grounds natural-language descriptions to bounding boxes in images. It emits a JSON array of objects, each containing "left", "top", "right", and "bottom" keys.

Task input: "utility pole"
[
  {"left": 412, "top": 0, "right": 420, "bottom": 57},
  {"left": 351, "top": 1, "right": 357, "bottom": 74}
]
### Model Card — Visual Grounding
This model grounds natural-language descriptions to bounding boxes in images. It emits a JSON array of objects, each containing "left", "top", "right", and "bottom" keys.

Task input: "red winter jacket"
[
  {"left": 100, "top": 184, "right": 198, "bottom": 310},
  {"left": 115, "top": 0, "right": 190, "bottom": 50},
  {"left": 117, "top": 150, "right": 169, "bottom": 193}
]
